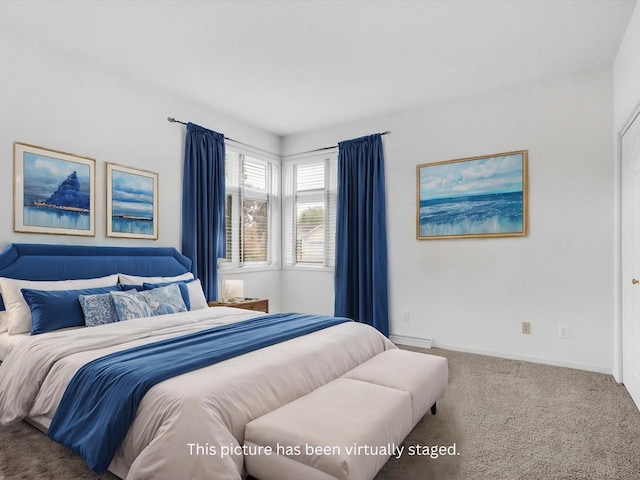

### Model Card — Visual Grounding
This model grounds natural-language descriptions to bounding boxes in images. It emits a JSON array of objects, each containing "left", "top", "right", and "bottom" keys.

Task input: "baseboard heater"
[{"left": 389, "top": 335, "right": 433, "bottom": 349}]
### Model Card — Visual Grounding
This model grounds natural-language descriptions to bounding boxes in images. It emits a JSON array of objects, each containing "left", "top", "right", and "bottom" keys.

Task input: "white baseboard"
[
  {"left": 434, "top": 341, "right": 612, "bottom": 375},
  {"left": 388, "top": 335, "right": 612, "bottom": 375},
  {"left": 389, "top": 335, "right": 432, "bottom": 349}
]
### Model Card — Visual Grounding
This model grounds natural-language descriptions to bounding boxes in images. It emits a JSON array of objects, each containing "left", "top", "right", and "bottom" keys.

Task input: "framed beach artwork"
[
  {"left": 14, "top": 142, "right": 96, "bottom": 236},
  {"left": 106, "top": 163, "right": 158, "bottom": 240},
  {"left": 416, "top": 150, "right": 528, "bottom": 240}
]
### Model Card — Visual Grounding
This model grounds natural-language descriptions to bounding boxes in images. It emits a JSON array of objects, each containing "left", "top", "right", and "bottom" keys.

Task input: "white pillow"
[
  {"left": 118, "top": 272, "right": 194, "bottom": 286},
  {"left": 0, "top": 282, "right": 6, "bottom": 333},
  {"left": 0, "top": 311, "right": 7, "bottom": 333},
  {"left": 0, "top": 274, "right": 119, "bottom": 335},
  {"left": 186, "top": 279, "right": 208, "bottom": 311}
]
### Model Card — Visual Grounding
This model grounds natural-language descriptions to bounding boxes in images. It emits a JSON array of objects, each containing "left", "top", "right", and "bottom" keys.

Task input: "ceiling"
[{"left": 0, "top": 0, "right": 636, "bottom": 136}]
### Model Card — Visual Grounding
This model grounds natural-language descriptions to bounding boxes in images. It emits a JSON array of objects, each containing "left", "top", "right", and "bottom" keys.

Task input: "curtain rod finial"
[{"left": 168, "top": 116, "right": 188, "bottom": 125}]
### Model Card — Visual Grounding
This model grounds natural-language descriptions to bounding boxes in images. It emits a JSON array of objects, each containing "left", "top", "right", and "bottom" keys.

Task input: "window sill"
[
  {"left": 283, "top": 265, "right": 334, "bottom": 273},
  {"left": 218, "top": 264, "right": 282, "bottom": 274}
]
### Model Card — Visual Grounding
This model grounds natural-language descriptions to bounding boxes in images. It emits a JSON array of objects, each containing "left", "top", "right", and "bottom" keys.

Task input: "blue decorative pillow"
[
  {"left": 110, "top": 290, "right": 152, "bottom": 321},
  {"left": 120, "top": 284, "right": 145, "bottom": 292},
  {"left": 142, "top": 280, "right": 191, "bottom": 310},
  {"left": 139, "top": 284, "right": 187, "bottom": 316},
  {"left": 79, "top": 292, "right": 119, "bottom": 327},
  {"left": 21, "top": 286, "right": 121, "bottom": 335}
]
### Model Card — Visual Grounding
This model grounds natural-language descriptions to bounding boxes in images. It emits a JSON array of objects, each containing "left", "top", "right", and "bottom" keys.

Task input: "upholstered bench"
[
  {"left": 244, "top": 350, "right": 448, "bottom": 480},
  {"left": 342, "top": 350, "right": 448, "bottom": 425}
]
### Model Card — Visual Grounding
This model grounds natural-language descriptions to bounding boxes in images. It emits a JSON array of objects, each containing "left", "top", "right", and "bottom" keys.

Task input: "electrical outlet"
[
  {"left": 401, "top": 310, "right": 410, "bottom": 321},
  {"left": 559, "top": 325, "right": 569, "bottom": 339},
  {"left": 522, "top": 322, "right": 531, "bottom": 334}
]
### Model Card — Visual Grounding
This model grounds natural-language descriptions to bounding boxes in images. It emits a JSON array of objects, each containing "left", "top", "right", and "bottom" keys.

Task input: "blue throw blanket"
[{"left": 47, "top": 313, "right": 351, "bottom": 473}]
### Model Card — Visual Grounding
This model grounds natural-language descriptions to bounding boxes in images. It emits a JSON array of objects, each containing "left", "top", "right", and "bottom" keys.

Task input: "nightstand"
[{"left": 208, "top": 298, "right": 269, "bottom": 313}]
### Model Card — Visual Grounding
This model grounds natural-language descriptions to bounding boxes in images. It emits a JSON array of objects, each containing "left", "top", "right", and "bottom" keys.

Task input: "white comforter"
[{"left": 0, "top": 308, "right": 395, "bottom": 480}]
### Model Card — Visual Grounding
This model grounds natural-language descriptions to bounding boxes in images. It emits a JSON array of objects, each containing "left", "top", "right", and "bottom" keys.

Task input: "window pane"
[
  {"left": 296, "top": 163, "right": 324, "bottom": 192},
  {"left": 225, "top": 151, "right": 240, "bottom": 188},
  {"left": 242, "top": 199, "right": 268, "bottom": 262},
  {"left": 225, "top": 194, "right": 232, "bottom": 261},
  {"left": 244, "top": 159, "right": 266, "bottom": 191},
  {"left": 283, "top": 155, "right": 338, "bottom": 268},
  {"left": 221, "top": 148, "right": 277, "bottom": 269},
  {"left": 296, "top": 202, "right": 324, "bottom": 264}
]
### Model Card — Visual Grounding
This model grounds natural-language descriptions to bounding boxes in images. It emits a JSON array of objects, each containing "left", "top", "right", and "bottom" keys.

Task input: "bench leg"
[{"left": 430, "top": 402, "right": 437, "bottom": 415}]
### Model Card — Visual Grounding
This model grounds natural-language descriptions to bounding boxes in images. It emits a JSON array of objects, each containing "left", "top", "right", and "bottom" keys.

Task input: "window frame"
[
  {"left": 219, "top": 143, "right": 281, "bottom": 273},
  {"left": 283, "top": 150, "right": 338, "bottom": 271}
]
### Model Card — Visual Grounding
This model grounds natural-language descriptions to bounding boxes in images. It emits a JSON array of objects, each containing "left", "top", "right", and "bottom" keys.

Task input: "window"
[
  {"left": 284, "top": 152, "right": 337, "bottom": 268},
  {"left": 222, "top": 148, "right": 279, "bottom": 269}
]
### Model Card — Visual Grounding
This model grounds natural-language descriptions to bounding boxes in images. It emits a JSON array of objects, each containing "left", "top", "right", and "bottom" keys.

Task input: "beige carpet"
[
  {"left": 1, "top": 347, "right": 639, "bottom": 480},
  {"left": 376, "top": 347, "right": 640, "bottom": 480}
]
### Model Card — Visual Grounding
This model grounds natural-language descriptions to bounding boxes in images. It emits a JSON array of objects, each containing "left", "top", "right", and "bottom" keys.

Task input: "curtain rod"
[
  {"left": 168, "top": 117, "right": 390, "bottom": 158},
  {"left": 283, "top": 131, "right": 391, "bottom": 157},
  {"left": 167, "top": 117, "right": 279, "bottom": 157}
]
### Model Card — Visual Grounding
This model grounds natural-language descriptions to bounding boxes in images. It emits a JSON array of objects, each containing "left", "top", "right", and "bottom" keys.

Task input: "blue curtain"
[
  {"left": 181, "top": 123, "right": 226, "bottom": 301},
  {"left": 334, "top": 133, "right": 389, "bottom": 336}
]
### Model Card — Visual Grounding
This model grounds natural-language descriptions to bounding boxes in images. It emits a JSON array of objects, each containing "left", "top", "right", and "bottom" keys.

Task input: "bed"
[{"left": 0, "top": 243, "right": 395, "bottom": 480}]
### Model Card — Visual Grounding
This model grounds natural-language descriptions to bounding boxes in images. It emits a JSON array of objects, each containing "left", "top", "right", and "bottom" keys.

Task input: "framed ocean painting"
[
  {"left": 417, "top": 150, "right": 528, "bottom": 240},
  {"left": 106, "top": 163, "right": 158, "bottom": 240},
  {"left": 14, "top": 142, "right": 96, "bottom": 236}
]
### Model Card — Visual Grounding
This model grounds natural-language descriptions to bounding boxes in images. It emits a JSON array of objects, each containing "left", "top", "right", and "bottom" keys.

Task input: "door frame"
[{"left": 615, "top": 98, "right": 640, "bottom": 383}]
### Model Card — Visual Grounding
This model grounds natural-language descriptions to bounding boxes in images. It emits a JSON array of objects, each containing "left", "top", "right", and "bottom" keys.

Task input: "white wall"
[
  {"left": 282, "top": 269, "right": 334, "bottom": 316},
  {"left": 614, "top": 2, "right": 640, "bottom": 132},
  {"left": 0, "top": 34, "right": 282, "bottom": 307},
  {"left": 613, "top": 1, "right": 640, "bottom": 381},
  {"left": 0, "top": 34, "right": 617, "bottom": 370},
  {"left": 283, "top": 69, "right": 614, "bottom": 373}
]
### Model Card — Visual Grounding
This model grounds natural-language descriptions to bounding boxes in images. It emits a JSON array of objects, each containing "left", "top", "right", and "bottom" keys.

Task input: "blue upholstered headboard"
[
  {"left": 0, "top": 244, "right": 192, "bottom": 310},
  {"left": 0, "top": 243, "right": 192, "bottom": 281}
]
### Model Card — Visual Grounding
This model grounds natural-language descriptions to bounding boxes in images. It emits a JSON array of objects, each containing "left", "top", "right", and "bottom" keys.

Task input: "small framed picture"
[
  {"left": 14, "top": 142, "right": 96, "bottom": 236},
  {"left": 106, "top": 163, "right": 158, "bottom": 240},
  {"left": 417, "top": 150, "right": 528, "bottom": 240}
]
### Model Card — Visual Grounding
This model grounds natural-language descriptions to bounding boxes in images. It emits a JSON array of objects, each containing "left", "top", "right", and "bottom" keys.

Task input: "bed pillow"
[
  {"left": 0, "top": 285, "right": 6, "bottom": 333},
  {"left": 0, "top": 274, "right": 119, "bottom": 335},
  {"left": 118, "top": 272, "right": 194, "bottom": 286},
  {"left": 139, "top": 284, "right": 187, "bottom": 316},
  {"left": 186, "top": 279, "right": 208, "bottom": 311},
  {"left": 120, "top": 285, "right": 145, "bottom": 292},
  {"left": 142, "top": 279, "right": 208, "bottom": 311},
  {"left": 79, "top": 292, "right": 119, "bottom": 327},
  {"left": 0, "top": 311, "right": 7, "bottom": 334},
  {"left": 142, "top": 281, "right": 191, "bottom": 310},
  {"left": 111, "top": 284, "right": 186, "bottom": 321},
  {"left": 22, "top": 285, "right": 121, "bottom": 335},
  {"left": 110, "top": 290, "right": 152, "bottom": 321}
]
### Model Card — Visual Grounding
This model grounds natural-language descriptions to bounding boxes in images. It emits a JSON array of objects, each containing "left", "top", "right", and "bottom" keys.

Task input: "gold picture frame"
[
  {"left": 106, "top": 163, "right": 159, "bottom": 240},
  {"left": 417, "top": 150, "right": 528, "bottom": 240},
  {"left": 14, "top": 142, "right": 96, "bottom": 237}
]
